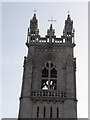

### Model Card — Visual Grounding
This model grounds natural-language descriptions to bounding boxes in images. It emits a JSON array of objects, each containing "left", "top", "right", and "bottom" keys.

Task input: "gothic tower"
[{"left": 18, "top": 13, "right": 77, "bottom": 118}]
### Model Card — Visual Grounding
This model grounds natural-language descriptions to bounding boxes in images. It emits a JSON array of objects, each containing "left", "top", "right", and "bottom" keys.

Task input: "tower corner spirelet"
[{"left": 63, "top": 13, "right": 75, "bottom": 45}]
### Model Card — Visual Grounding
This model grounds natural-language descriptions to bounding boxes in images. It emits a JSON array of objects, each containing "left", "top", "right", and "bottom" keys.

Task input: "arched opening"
[
  {"left": 50, "top": 68, "right": 57, "bottom": 78},
  {"left": 41, "top": 62, "right": 57, "bottom": 90},
  {"left": 42, "top": 67, "right": 48, "bottom": 77}
]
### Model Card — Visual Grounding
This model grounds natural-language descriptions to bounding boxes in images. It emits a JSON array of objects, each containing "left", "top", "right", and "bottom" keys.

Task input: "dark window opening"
[
  {"left": 31, "top": 36, "right": 35, "bottom": 40},
  {"left": 67, "top": 31, "right": 69, "bottom": 35},
  {"left": 46, "top": 62, "right": 49, "bottom": 68},
  {"left": 41, "top": 62, "right": 57, "bottom": 90},
  {"left": 51, "top": 62, "right": 53, "bottom": 68},
  {"left": 57, "top": 107, "right": 59, "bottom": 118},
  {"left": 31, "top": 37, "right": 32, "bottom": 40},
  {"left": 50, "top": 68, "right": 57, "bottom": 78},
  {"left": 50, "top": 107, "right": 52, "bottom": 118},
  {"left": 50, "top": 79, "right": 57, "bottom": 90},
  {"left": 67, "top": 37, "right": 69, "bottom": 41},
  {"left": 37, "top": 107, "right": 39, "bottom": 118},
  {"left": 41, "top": 79, "right": 48, "bottom": 90},
  {"left": 69, "top": 37, "right": 72, "bottom": 42},
  {"left": 43, "top": 107, "right": 46, "bottom": 118},
  {"left": 42, "top": 68, "right": 48, "bottom": 77},
  {"left": 34, "top": 31, "right": 35, "bottom": 34},
  {"left": 64, "top": 93, "right": 66, "bottom": 97},
  {"left": 31, "top": 31, "right": 33, "bottom": 34}
]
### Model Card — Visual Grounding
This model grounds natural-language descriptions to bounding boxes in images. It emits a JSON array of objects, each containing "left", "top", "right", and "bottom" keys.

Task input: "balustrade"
[{"left": 31, "top": 90, "right": 66, "bottom": 98}]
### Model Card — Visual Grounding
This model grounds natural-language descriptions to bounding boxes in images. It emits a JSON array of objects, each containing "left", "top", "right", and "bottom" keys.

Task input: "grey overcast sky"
[{"left": 1, "top": 1, "right": 88, "bottom": 118}]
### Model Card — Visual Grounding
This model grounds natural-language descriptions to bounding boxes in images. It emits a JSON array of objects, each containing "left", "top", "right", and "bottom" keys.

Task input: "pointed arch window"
[
  {"left": 50, "top": 68, "right": 57, "bottom": 78},
  {"left": 41, "top": 61, "right": 57, "bottom": 90},
  {"left": 42, "top": 67, "right": 48, "bottom": 77}
]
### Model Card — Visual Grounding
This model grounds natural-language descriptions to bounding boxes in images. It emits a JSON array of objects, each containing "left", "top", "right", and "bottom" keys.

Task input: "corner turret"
[
  {"left": 26, "top": 13, "right": 40, "bottom": 47},
  {"left": 63, "top": 12, "right": 75, "bottom": 44}
]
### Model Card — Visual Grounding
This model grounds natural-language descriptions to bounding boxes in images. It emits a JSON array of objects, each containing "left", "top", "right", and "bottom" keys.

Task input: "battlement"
[{"left": 26, "top": 35, "right": 75, "bottom": 47}]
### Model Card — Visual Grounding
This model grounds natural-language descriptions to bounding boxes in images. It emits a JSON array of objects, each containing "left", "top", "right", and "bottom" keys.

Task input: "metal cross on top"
[{"left": 48, "top": 17, "right": 56, "bottom": 25}]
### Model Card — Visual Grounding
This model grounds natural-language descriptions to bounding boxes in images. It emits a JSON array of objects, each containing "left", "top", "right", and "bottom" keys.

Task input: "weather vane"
[
  {"left": 48, "top": 16, "right": 56, "bottom": 25},
  {"left": 34, "top": 10, "right": 36, "bottom": 14},
  {"left": 68, "top": 10, "right": 70, "bottom": 15}
]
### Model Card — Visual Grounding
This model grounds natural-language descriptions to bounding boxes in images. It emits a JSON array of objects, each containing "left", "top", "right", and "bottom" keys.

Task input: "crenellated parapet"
[{"left": 26, "top": 13, "right": 75, "bottom": 47}]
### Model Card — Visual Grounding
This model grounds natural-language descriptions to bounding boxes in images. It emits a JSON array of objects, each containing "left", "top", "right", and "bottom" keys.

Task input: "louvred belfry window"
[{"left": 41, "top": 61, "right": 57, "bottom": 90}]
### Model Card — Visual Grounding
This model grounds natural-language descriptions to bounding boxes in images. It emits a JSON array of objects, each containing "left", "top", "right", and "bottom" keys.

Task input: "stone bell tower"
[{"left": 18, "top": 13, "right": 77, "bottom": 118}]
